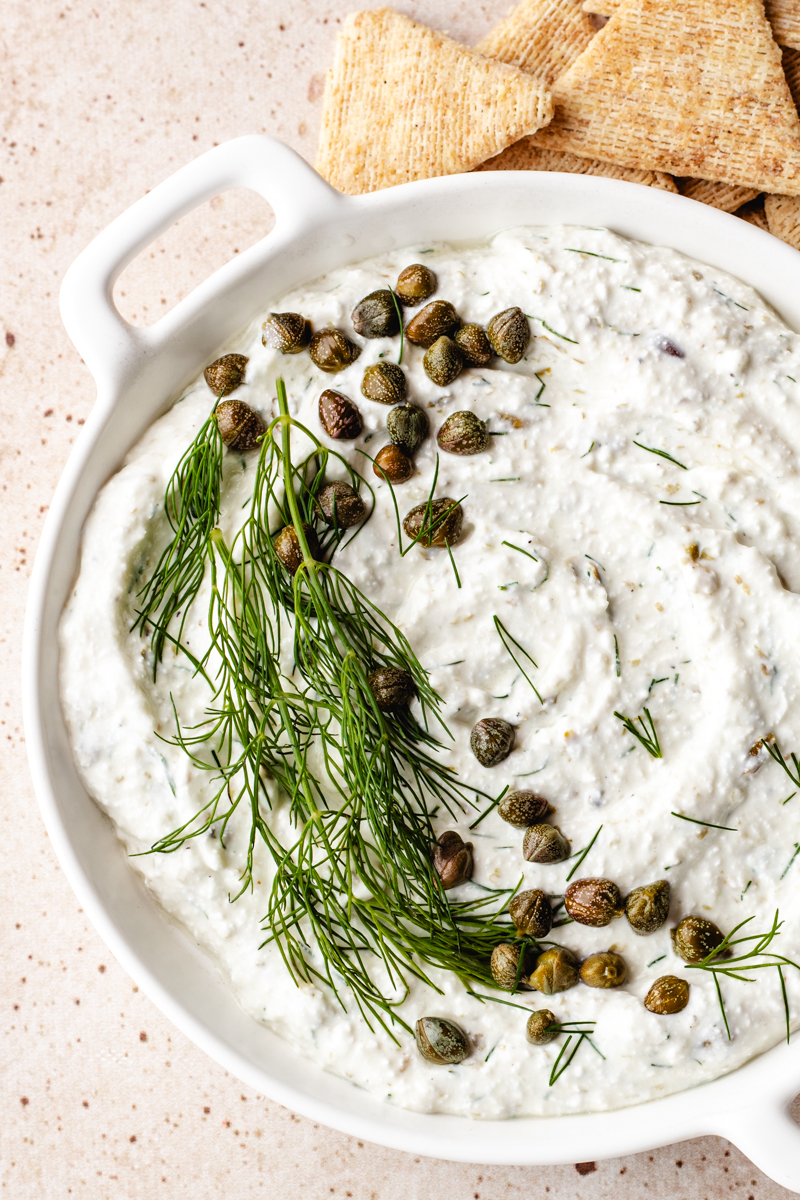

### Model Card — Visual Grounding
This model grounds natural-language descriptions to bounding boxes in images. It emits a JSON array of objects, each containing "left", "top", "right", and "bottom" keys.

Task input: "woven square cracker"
[
  {"left": 315, "top": 8, "right": 553, "bottom": 195},
  {"left": 476, "top": 138, "right": 676, "bottom": 188},
  {"left": 476, "top": 0, "right": 595, "bottom": 86},
  {"left": 533, "top": 0, "right": 800, "bottom": 194},
  {"left": 765, "top": 192, "right": 800, "bottom": 245},
  {"left": 582, "top": 0, "right": 800, "bottom": 50},
  {"left": 679, "top": 179, "right": 760, "bottom": 211}
]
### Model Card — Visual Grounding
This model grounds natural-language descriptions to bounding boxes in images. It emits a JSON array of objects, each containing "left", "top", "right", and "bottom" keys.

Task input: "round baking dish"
[{"left": 21, "top": 135, "right": 800, "bottom": 1191}]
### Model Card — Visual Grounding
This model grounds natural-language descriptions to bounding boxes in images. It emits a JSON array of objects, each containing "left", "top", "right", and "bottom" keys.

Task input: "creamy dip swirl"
[{"left": 60, "top": 226, "right": 800, "bottom": 1118}]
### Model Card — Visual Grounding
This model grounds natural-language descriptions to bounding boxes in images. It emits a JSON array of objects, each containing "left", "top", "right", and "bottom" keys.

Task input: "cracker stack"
[{"left": 583, "top": 0, "right": 800, "bottom": 51}]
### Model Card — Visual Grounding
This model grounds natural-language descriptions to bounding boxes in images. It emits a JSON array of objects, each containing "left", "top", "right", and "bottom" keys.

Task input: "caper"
[
  {"left": 351, "top": 289, "right": 400, "bottom": 339},
  {"left": 405, "top": 300, "right": 460, "bottom": 348},
  {"left": 373, "top": 444, "right": 413, "bottom": 484},
  {"left": 497, "top": 791, "right": 551, "bottom": 829},
  {"left": 415, "top": 1017, "right": 469, "bottom": 1065},
  {"left": 273, "top": 523, "right": 320, "bottom": 574},
  {"left": 529, "top": 947, "right": 579, "bottom": 994},
  {"left": 487, "top": 307, "right": 530, "bottom": 364},
  {"left": 214, "top": 399, "right": 265, "bottom": 451},
  {"left": 522, "top": 824, "right": 570, "bottom": 865},
  {"left": 644, "top": 975, "right": 690, "bottom": 1015},
  {"left": 436, "top": 410, "right": 489, "bottom": 456},
  {"left": 317, "top": 481, "right": 367, "bottom": 528},
  {"left": 361, "top": 361, "right": 407, "bottom": 405},
  {"left": 455, "top": 324, "right": 492, "bottom": 366},
  {"left": 526, "top": 1009, "right": 558, "bottom": 1045},
  {"left": 367, "top": 666, "right": 415, "bottom": 710},
  {"left": 318, "top": 389, "right": 363, "bottom": 440},
  {"left": 670, "top": 915, "right": 725, "bottom": 963},
  {"left": 204, "top": 353, "right": 249, "bottom": 396},
  {"left": 423, "top": 336, "right": 463, "bottom": 387},
  {"left": 470, "top": 717, "right": 515, "bottom": 767},
  {"left": 580, "top": 951, "right": 627, "bottom": 989},
  {"left": 564, "top": 878, "right": 623, "bottom": 928},
  {"left": 309, "top": 328, "right": 361, "bottom": 373},
  {"left": 261, "top": 312, "right": 311, "bottom": 354},
  {"left": 402, "top": 498, "right": 463, "bottom": 547},
  {"left": 396, "top": 263, "right": 437, "bottom": 307},
  {"left": 387, "top": 403, "right": 429, "bottom": 454},
  {"left": 625, "top": 880, "right": 671, "bottom": 936},
  {"left": 509, "top": 889, "right": 552, "bottom": 939},
  {"left": 490, "top": 942, "right": 532, "bottom": 991},
  {"left": 433, "top": 830, "right": 473, "bottom": 889}
]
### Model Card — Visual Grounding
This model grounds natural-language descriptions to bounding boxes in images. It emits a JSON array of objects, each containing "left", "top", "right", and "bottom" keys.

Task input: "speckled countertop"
[{"left": 2, "top": 1, "right": 799, "bottom": 1195}]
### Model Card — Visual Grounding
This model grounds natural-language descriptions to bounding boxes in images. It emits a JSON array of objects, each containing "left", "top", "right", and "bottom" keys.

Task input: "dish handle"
[
  {"left": 59, "top": 135, "right": 347, "bottom": 391},
  {"left": 719, "top": 1099, "right": 800, "bottom": 1194}
]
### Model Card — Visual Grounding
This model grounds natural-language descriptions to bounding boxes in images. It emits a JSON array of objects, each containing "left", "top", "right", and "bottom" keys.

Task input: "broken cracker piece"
[
  {"left": 737, "top": 198, "right": 770, "bottom": 230},
  {"left": 476, "top": 139, "right": 676, "bottom": 189},
  {"left": 765, "top": 193, "right": 800, "bottom": 247},
  {"left": 679, "top": 179, "right": 760, "bottom": 211},
  {"left": 476, "top": 0, "right": 595, "bottom": 86},
  {"left": 583, "top": 0, "right": 800, "bottom": 51},
  {"left": 784, "top": 45, "right": 800, "bottom": 104}
]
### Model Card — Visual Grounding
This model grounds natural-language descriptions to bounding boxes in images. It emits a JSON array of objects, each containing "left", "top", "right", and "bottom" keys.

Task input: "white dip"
[{"left": 60, "top": 226, "right": 800, "bottom": 1118}]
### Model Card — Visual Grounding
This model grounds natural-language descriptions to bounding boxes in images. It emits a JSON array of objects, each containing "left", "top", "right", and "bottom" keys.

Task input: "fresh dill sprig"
[
  {"left": 502, "top": 540, "right": 538, "bottom": 563},
  {"left": 764, "top": 735, "right": 800, "bottom": 789},
  {"left": 549, "top": 1023, "right": 603, "bottom": 1086},
  {"left": 614, "top": 707, "right": 662, "bottom": 758},
  {"left": 565, "top": 825, "right": 603, "bottom": 882},
  {"left": 493, "top": 615, "right": 543, "bottom": 704},
  {"left": 632, "top": 441, "right": 688, "bottom": 470}
]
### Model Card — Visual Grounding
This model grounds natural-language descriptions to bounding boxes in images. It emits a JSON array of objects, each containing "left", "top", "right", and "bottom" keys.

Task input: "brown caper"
[
  {"left": 318, "top": 389, "right": 363, "bottom": 440},
  {"left": 625, "top": 880, "right": 671, "bottom": 936},
  {"left": 214, "top": 399, "right": 265, "bottom": 451},
  {"left": 351, "top": 290, "right": 400, "bottom": 339},
  {"left": 509, "top": 889, "right": 553, "bottom": 939},
  {"left": 490, "top": 942, "right": 532, "bottom": 991},
  {"left": 526, "top": 1009, "right": 558, "bottom": 1045},
  {"left": 644, "top": 976, "right": 690, "bottom": 1015},
  {"left": 564, "top": 878, "right": 623, "bottom": 928},
  {"left": 361, "top": 361, "right": 407, "bottom": 405},
  {"left": 470, "top": 718, "right": 515, "bottom": 767},
  {"left": 387, "top": 403, "right": 429, "bottom": 454},
  {"left": 522, "top": 824, "right": 570, "bottom": 865},
  {"left": 497, "top": 791, "right": 551, "bottom": 829},
  {"left": 316, "top": 481, "right": 367, "bottom": 529},
  {"left": 487, "top": 308, "right": 530, "bottom": 364},
  {"left": 423, "top": 336, "right": 463, "bottom": 387},
  {"left": 367, "top": 666, "right": 415, "bottom": 710},
  {"left": 580, "top": 951, "right": 627, "bottom": 989},
  {"left": 436, "top": 410, "right": 489, "bottom": 456},
  {"left": 396, "top": 263, "right": 437, "bottom": 307},
  {"left": 273, "top": 524, "right": 320, "bottom": 575},
  {"left": 204, "top": 353, "right": 248, "bottom": 396},
  {"left": 373, "top": 444, "right": 413, "bottom": 484},
  {"left": 402, "top": 498, "right": 463, "bottom": 548},
  {"left": 415, "top": 1017, "right": 469, "bottom": 1065},
  {"left": 455, "top": 324, "right": 492, "bottom": 366},
  {"left": 309, "top": 328, "right": 361, "bottom": 373},
  {"left": 405, "top": 300, "right": 460, "bottom": 348},
  {"left": 433, "top": 830, "right": 473, "bottom": 889},
  {"left": 529, "top": 947, "right": 579, "bottom": 994},
  {"left": 261, "top": 312, "right": 311, "bottom": 354},
  {"left": 671, "top": 915, "right": 725, "bottom": 963}
]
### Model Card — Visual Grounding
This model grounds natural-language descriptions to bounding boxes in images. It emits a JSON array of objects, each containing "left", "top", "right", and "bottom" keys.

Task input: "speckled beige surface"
[{"left": 2, "top": 1, "right": 800, "bottom": 1195}]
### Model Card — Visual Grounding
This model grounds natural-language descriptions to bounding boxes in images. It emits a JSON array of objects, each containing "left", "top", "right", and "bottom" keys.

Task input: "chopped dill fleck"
[
  {"left": 621, "top": 285, "right": 642, "bottom": 292},
  {"left": 566, "top": 826, "right": 603, "bottom": 882},
  {"left": 648, "top": 676, "right": 669, "bottom": 693},
  {"left": 565, "top": 248, "right": 625, "bottom": 262},
  {"left": 581, "top": 442, "right": 595, "bottom": 457},
  {"left": 783, "top": 792, "right": 797, "bottom": 806},
  {"left": 633, "top": 441, "right": 688, "bottom": 470},
  {"left": 781, "top": 844, "right": 800, "bottom": 880},
  {"left": 647, "top": 954, "right": 666, "bottom": 968},
  {"left": 502, "top": 539, "right": 539, "bottom": 563},
  {"left": 490, "top": 477, "right": 521, "bottom": 482},
  {"left": 788, "top": 376, "right": 797, "bottom": 383},
  {"left": 741, "top": 880, "right": 752, "bottom": 901},
  {"left": 493, "top": 615, "right": 542, "bottom": 703},
  {"left": 660, "top": 498, "right": 701, "bottom": 506},
  {"left": 614, "top": 708, "right": 662, "bottom": 757},
  {"left": 585, "top": 553, "right": 605, "bottom": 570},
  {"left": 534, "top": 372, "right": 549, "bottom": 405},
  {"left": 672, "top": 812, "right": 737, "bottom": 832},
  {"left": 614, "top": 635, "right": 621, "bottom": 678}
]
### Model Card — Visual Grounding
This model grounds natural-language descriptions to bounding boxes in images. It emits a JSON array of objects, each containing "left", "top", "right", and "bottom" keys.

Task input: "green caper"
[
  {"left": 455, "top": 324, "right": 492, "bottom": 366},
  {"left": 214, "top": 399, "right": 265, "bottom": 451},
  {"left": 433, "top": 831, "right": 473, "bottom": 889},
  {"left": 318, "top": 389, "right": 363, "bottom": 439},
  {"left": 402, "top": 498, "right": 463, "bottom": 548},
  {"left": 522, "top": 824, "right": 570, "bottom": 865},
  {"left": 351, "top": 289, "right": 400, "bottom": 339},
  {"left": 273, "top": 524, "right": 320, "bottom": 575},
  {"left": 670, "top": 915, "right": 725, "bottom": 963},
  {"left": 644, "top": 976, "right": 690, "bottom": 1015},
  {"left": 405, "top": 300, "right": 460, "bottom": 348},
  {"left": 415, "top": 1017, "right": 469, "bottom": 1065},
  {"left": 580, "top": 951, "right": 627, "bottom": 989},
  {"left": 497, "top": 791, "right": 551, "bottom": 829},
  {"left": 261, "top": 312, "right": 311, "bottom": 354},
  {"left": 526, "top": 1009, "right": 558, "bottom": 1045},
  {"left": 367, "top": 666, "right": 415, "bottom": 710},
  {"left": 204, "top": 353, "right": 249, "bottom": 396},
  {"left": 373, "top": 444, "right": 413, "bottom": 484},
  {"left": 309, "top": 328, "right": 361, "bottom": 373},
  {"left": 529, "top": 947, "right": 579, "bottom": 994},
  {"left": 396, "top": 263, "right": 437, "bottom": 307},
  {"left": 490, "top": 942, "right": 532, "bottom": 991},
  {"left": 423, "top": 336, "right": 463, "bottom": 387},
  {"left": 436, "top": 410, "right": 488, "bottom": 455},
  {"left": 387, "top": 403, "right": 429, "bottom": 454},
  {"left": 625, "top": 880, "right": 671, "bottom": 936},
  {"left": 487, "top": 307, "right": 530, "bottom": 363},
  {"left": 316, "top": 481, "right": 367, "bottom": 529},
  {"left": 470, "top": 718, "right": 515, "bottom": 767},
  {"left": 361, "top": 361, "right": 407, "bottom": 405},
  {"left": 509, "top": 889, "right": 553, "bottom": 939},
  {"left": 564, "top": 878, "right": 623, "bottom": 928}
]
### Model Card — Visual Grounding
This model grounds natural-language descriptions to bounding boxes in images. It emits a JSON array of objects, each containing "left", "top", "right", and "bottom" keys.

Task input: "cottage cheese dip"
[{"left": 60, "top": 226, "right": 800, "bottom": 1118}]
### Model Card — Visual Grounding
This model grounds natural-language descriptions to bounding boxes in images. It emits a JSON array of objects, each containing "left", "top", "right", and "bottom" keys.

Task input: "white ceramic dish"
[{"left": 22, "top": 135, "right": 800, "bottom": 1191}]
